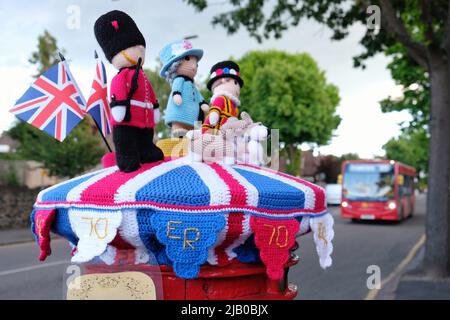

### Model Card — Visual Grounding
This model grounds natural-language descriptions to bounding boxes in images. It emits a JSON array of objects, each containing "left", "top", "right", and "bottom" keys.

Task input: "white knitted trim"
[
  {"left": 234, "top": 165, "right": 316, "bottom": 210},
  {"left": 115, "top": 157, "right": 188, "bottom": 203},
  {"left": 210, "top": 91, "right": 240, "bottom": 107},
  {"left": 66, "top": 166, "right": 119, "bottom": 201},
  {"left": 35, "top": 201, "right": 328, "bottom": 220},
  {"left": 69, "top": 209, "right": 122, "bottom": 263},
  {"left": 37, "top": 167, "right": 116, "bottom": 202},
  {"left": 310, "top": 213, "right": 334, "bottom": 269},
  {"left": 99, "top": 245, "right": 117, "bottom": 265},
  {"left": 119, "top": 209, "right": 149, "bottom": 264}
]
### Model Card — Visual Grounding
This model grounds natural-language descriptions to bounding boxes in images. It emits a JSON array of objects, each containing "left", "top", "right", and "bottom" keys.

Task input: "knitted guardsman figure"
[
  {"left": 160, "top": 39, "right": 209, "bottom": 137},
  {"left": 202, "top": 61, "right": 244, "bottom": 133},
  {"left": 94, "top": 10, "right": 164, "bottom": 172}
]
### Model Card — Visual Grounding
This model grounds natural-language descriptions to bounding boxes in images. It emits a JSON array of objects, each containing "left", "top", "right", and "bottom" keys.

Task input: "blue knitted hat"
[{"left": 159, "top": 40, "right": 203, "bottom": 77}]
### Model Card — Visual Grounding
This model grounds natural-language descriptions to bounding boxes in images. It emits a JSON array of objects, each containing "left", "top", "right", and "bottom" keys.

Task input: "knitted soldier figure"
[
  {"left": 202, "top": 61, "right": 244, "bottom": 133},
  {"left": 94, "top": 10, "right": 163, "bottom": 172},
  {"left": 160, "top": 39, "right": 209, "bottom": 137}
]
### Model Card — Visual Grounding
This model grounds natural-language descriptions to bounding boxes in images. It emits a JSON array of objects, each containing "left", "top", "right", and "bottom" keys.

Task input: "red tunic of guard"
[{"left": 110, "top": 67, "right": 157, "bottom": 128}]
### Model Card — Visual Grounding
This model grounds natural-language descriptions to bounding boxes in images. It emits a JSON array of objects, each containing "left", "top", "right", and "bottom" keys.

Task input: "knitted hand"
[
  {"left": 208, "top": 111, "right": 220, "bottom": 126},
  {"left": 173, "top": 93, "right": 183, "bottom": 106},
  {"left": 154, "top": 108, "right": 160, "bottom": 123},
  {"left": 111, "top": 106, "right": 126, "bottom": 122},
  {"left": 201, "top": 103, "right": 210, "bottom": 113}
]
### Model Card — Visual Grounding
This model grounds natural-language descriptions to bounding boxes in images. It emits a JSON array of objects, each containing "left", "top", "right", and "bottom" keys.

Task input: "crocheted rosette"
[{"left": 31, "top": 157, "right": 334, "bottom": 280}]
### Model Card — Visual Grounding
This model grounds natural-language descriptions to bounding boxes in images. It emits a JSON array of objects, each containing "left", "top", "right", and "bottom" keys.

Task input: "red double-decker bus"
[{"left": 340, "top": 160, "right": 416, "bottom": 221}]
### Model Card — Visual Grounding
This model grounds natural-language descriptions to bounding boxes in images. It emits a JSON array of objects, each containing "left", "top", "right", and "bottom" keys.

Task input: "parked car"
[{"left": 326, "top": 183, "right": 342, "bottom": 205}]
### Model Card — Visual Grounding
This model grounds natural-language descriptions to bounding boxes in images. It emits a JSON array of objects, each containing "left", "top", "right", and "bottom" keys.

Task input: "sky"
[{"left": 0, "top": 0, "right": 411, "bottom": 158}]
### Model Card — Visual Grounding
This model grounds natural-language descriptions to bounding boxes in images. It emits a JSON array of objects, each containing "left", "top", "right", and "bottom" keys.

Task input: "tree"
[
  {"left": 237, "top": 50, "right": 341, "bottom": 175},
  {"left": 318, "top": 153, "right": 360, "bottom": 184},
  {"left": 340, "top": 153, "right": 360, "bottom": 162},
  {"left": 379, "top": 42, "right": 430, "bottom": 184},
  {"left": 383, "top": 128, "right": 429, "bottom": 184},
  {"left": 145, "top": 63, "right": 171, "bottom": 138},
  {"left": 381, "top": 44, "right": 430, "bottom": 132},
  {"left": 381, "top": 44, "right": 430, "bottom": 185},
  {"left": 8, "top": 31, "right": 104, "bottom": 178},
  {"left": 186, "top": 0, "right": 450, "bottom": 278},
  {"left": 8, "top": 120, "right": 104, "bottom": 178},
  {"left": 28, "top": 30, "right": 64, "bottom": 78}
]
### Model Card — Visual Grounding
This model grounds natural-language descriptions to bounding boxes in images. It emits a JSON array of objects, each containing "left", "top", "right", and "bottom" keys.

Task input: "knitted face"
[
  {"left": 211, "top": 77, "right": 241, "bottom": 98},
  {"left": 111, "top": 45, "right": 146, "bottom": 69},
  {"left": 176, "top": 55, "right": 198, "bottom": 79}
]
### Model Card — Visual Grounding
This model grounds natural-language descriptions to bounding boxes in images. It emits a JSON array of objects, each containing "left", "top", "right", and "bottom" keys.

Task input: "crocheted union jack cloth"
[{"left": 31, "top": 157, "right": 334, "bottom": 280}]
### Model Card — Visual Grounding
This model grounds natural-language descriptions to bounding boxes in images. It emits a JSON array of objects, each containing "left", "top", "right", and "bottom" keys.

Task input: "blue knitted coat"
[{"left": 164, "top": 75, "right": 205, "bottom": 127}]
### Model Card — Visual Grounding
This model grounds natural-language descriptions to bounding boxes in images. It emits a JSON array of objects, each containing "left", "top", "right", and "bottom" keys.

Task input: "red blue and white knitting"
[{"left": 31, "top": 157, "right": 334, "bottom": 280}]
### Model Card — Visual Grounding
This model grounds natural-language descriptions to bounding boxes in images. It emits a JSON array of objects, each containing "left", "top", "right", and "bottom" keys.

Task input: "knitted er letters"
[{"left": 151, "top": 212, "right": 225, "bottom": 279}]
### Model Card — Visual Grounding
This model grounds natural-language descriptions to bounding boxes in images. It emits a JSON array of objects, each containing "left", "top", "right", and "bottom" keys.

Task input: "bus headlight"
[
  {"left": 341, "top": 201, "right": 349, "bottom": 208},
  {"left": 387, "top": 201, "right": 397, "bottom": 210}
]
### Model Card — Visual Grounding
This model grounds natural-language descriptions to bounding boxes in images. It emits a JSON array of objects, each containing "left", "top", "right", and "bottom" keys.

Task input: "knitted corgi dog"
[
  {"left": 235, "top": 113, "right": 269, "bottom": 166},
  {"left": 186, "top": 112, "right": 252, "bottom": 164},
  {"left": 94, "top": 10, "right": 163, "bottom": 172}
]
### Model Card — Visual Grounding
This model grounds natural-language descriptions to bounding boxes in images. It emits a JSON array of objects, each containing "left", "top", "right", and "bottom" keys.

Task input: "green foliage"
[
  {"left": 236, "top": 50, "right": 340, "bottom": 176},
  {"left": 185, "top": 1, "right": 448, "bottom": 68},
  {"left": 6, "top": 31, "right": 104, "bottom": 178},
  {"left": 28, "top": 30, "right": 64, "bottom": 78},
  {"left": 383, "top": 128, "right": 429, "bottom": 182},
  {"left": 340, "top": 153, "right": 360, "bottom": 161},
  {"left": 8, "top": 120, "right": 104, "bottom": 178},
  {"left": 0, "top": 166, "right": 20, "bottom": 187},
  {"left": 379, "top": 8, "right": 431, "bottom": 184},
  {"left": 281, "top": 147, "right": 302, "bottom": 177},
  {"left": 145, "top": 63, "right": 171, "bottom": 138},
  {"left": 0, "top": 152, "right": 23, "bottom": 160}
]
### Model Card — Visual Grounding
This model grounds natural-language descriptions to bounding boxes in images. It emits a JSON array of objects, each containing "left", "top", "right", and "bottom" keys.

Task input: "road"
[
  {"left": 293, "top": 193, "right": 426, "bottom": 299},
  {"left": 0, "top": 194, "right": 426, "bottom": 300}
]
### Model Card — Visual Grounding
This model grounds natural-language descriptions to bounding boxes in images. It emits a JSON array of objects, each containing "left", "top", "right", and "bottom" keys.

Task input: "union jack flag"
[
  {"left": 86, "top": 56, "right": 111, "bottom": 136},
  {"left": 10, "top": 61, "right": 86, "bottom": 142}
]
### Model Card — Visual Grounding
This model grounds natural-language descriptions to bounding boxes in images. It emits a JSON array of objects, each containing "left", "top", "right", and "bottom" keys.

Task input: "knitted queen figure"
[
  {"left": 159, "top": 40, "right": 209, "bottom": 137},
  {"left": 94, "top": 10, "right": 163, "bottom": 172},
  {"left": 202, "top": 61, "right": 244, "bottom": 133}
]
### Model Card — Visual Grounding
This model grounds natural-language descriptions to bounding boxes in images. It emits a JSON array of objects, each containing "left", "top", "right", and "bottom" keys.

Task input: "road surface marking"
[
  {"left": 0, "top": 260, "right": 69, "bottom": 277},
  {"left": 365, "top": 234, "right": 426, "bottom": 300}
]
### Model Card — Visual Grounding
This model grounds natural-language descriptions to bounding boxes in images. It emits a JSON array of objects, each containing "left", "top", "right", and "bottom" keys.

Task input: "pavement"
[
  {"left": 0, "top": 194, "right": 433, "bottom": 299},
  {"left": 393, "top": 247, "right": 450, "bottom": 299},
  {"left": 0, "top": 228, "right": 35, "bottom": 246}
]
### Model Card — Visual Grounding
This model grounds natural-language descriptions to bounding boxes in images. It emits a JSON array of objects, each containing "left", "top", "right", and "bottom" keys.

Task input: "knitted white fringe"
[{"left": 309, "top": 213, "right": 334, "bottom": 269}]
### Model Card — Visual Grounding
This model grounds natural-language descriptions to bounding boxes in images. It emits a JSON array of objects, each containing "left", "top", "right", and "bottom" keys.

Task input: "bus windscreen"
[{"left": 343, "top": 163, "right": 395, "bottom": 201}]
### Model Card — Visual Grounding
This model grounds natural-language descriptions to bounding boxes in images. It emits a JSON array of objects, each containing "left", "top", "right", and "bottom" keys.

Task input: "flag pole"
[
  {"left": 91, "top": 50, "right": 112, "bottom": 152},
  {"left": 93, "top": 119, "right": 113, "bottom": 152},
  {"left": 59, "top": 52, "right": 112, "bottom": 152}
]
